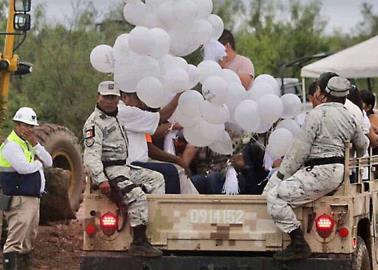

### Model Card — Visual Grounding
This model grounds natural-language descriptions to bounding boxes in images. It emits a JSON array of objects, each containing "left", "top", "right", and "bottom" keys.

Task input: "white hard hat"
[{"left": 13, "top": 107, "right": 39, "bottom": 126}]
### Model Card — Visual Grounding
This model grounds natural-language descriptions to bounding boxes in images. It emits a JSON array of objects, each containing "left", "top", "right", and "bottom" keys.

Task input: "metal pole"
[
  {"left": 301, "top": 77, "right": 306, "bottom": 104},
  {"left": 367, "top": 78, "right": 372, "bottom": 92},
  {"left": 0, "top": 0, "right": 16, "bottom": 124}
]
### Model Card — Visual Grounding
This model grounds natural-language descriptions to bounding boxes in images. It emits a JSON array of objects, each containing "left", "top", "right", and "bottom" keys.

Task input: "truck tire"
[
  {"left": 34, "top": 123, "right": 84, "bottom": 223},
  {"left": 352, "top": 236, "right": 371, "bottom": 270}
]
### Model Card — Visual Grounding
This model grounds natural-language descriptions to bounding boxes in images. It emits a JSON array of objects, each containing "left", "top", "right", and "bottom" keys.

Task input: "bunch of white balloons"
[
  {"left": 89, "top": 0, "right": 304, "bottom": 157},
  {"left": 123, "top": 0, "right": 224, "bottom": 56}
]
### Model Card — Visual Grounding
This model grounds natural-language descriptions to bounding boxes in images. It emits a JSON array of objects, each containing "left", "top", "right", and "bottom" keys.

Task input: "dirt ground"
[{"left": 0, "top": 219, "right": 83, "bottom": 270}]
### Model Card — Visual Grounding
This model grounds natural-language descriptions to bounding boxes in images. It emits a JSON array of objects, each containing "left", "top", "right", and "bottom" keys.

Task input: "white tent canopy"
[{"left": 301, "top": 35, "right": 378, "bottom": 79}]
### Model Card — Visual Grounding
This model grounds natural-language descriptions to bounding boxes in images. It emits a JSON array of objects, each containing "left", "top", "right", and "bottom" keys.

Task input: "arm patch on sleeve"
[{"left": 85, "top": 126, "right": 95, "bottom": 147}]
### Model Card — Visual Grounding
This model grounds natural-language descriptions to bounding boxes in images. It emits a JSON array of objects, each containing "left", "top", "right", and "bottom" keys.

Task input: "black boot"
[
  {"left": 273, "top": 227, "right": 312, "bottom": 261},
  {"left": 3, "top": 252, "right": 19, "bottom": 270},
  {"left": 19, "top": 253, "right": 31, "bottom": 270},
  {"left": 128, "top": 225, "right": 163, "bottom": 257}
]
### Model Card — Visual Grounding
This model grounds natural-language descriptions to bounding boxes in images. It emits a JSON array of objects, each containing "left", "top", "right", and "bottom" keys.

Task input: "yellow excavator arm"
[{"left": 0, "top": 0, "right": 31, "bottom": 124}]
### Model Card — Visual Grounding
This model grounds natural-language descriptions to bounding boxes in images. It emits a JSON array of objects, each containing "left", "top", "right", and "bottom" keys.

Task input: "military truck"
[{"left": 80, "top": 144, "right": 378, "bottom": 270}]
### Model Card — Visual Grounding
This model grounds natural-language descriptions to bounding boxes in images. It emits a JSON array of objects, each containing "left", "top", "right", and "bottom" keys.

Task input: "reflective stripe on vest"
[{"left": 0, "top": 130, "right": 35, "bottom": 171}]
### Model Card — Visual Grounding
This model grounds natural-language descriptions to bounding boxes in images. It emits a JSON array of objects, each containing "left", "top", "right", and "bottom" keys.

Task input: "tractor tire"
[
  {"left": 34, "top": 123, "right": 84, "bottom": 223},
  {"left": 352, "top": 236, "right": 371, "bottom": 270}
]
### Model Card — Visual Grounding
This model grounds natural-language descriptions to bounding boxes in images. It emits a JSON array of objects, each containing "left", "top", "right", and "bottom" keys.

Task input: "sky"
[{"left": 30, "top": 0, "right": 378, "bottom": 34}]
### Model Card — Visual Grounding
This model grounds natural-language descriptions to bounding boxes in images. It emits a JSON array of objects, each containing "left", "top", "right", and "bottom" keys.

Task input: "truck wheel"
[
  {"left": 34, "top": 123, "right": 84, "bottom": 223},
  {"left": 352, "top": 236, "right": 371, "bottom": 270}
]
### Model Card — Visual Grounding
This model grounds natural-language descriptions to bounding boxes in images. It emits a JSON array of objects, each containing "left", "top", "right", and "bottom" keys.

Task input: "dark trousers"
[
  {"left": 191, "top": 172, "right": 247, "bottom": 194},
  {"left": 191, "top": 142, "right": 269, "bottom": 195},
  {"left": 131, "top": 161, "right": 181, "bottom": 194}
]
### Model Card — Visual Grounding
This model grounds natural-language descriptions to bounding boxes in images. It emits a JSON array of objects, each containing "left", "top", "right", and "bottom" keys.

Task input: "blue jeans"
[{"left": 131, "top": 161, "right": 181, "bottom": 194}]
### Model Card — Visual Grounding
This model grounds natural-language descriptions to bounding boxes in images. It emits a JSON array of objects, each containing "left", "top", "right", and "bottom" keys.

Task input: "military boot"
[
  {"left": 273, "top": 227, "right": 312, "bottom": 261},
  {"left": 128, "top": 225, "right": 163, "bottom": 257},
  {"left": 3, "top": 252, "right": 19, "bottom": 270},
  {"left": 19, "top": 253, "right": 31, "bottom": 270}
]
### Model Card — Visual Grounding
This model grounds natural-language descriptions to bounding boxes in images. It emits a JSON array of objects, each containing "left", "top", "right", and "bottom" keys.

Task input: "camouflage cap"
[
  {"left": 325, "top": 76, "right": 351, "bottom": 97},
  {"left": 98, "top": 81, "right": 120, "bottom": 96}
]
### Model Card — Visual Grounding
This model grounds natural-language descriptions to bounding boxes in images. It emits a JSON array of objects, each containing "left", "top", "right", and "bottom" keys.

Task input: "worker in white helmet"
[{"left": 0, "top": 107, "right": 52, "bottom": 270}]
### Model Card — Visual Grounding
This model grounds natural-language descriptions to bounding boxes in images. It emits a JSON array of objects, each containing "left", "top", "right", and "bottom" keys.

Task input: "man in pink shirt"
[{"left": 218, "top": 29, "right": 255, "bottom": 90}]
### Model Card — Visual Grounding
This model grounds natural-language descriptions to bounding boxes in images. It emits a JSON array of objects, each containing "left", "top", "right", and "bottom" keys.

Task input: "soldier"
[
  {"left": 0, "top": 107, "right": 52, "bottom": 269},
  {"left": 83, "top": 81, "right": 165, "bottom": 257},
  {"left": 264, "top": 77, "right": 369, "bottom": 261}
]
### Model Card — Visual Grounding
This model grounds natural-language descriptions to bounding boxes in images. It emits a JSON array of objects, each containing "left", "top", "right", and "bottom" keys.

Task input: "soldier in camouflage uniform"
[
  {"left": 264, "top": 77, "right": 369, "bottom": 261},
  {"left": 83, "top": 81, "right": 165, "bottom": 257}
]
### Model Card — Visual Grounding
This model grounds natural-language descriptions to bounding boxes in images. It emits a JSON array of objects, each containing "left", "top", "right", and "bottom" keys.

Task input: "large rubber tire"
[
  {"left": 34, "top": 123, "right": 84, "bottom": 223},
  {"left": 352, "top": 236, "right": 372, "bottom": 270}
]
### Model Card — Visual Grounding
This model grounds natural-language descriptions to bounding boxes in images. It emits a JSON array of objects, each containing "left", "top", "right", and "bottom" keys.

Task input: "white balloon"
[
  {"left": 178, "top": 90, "right": 204, "bottom": 117},
  {"left": 209, "top": 130, "right": 233, "bottom": 155},
  {"left": 184, "top": 123, "right": 214, "bottom": 147},
  {"left": 192, "top": 0, "right": 213, "bottom": 19},
  {"left": 267, "top": 128, "right": 294, "bottom": 159},
  {"left": 276, "top": 119, "right": 301, "bottom": 136},
  {"left": 281, "top": 93, "right": 302, "bottom": 118},
  {"left": 113, "top": 34, "right": 130, "bottom": 60},
  {"left": 174, "top": 0, "right": 198, "bottom": 23},
  {"left": 173, "top": 108, "right": 200, "bottom": 128},
  {"left": 192, "top": 19, "right": 213, "bottom": 44},
  {"left": 199, "top": 119, "right": 224, "bottom": 142},
  {"left": 258, "top": 94, "right": 283, "bottom": 125},
  {"left": 219, "top": 69, "right": 241, "bottom": 85},
  {"left": 145, "top": 0, "right": 167, "bottom": 9},
  {"left": 200, "top": 101, "right": 230, "bottom": 124},
  {"left": 255, "top": 121, "right": 272, "bottom": 134},
  {"left": 157, "top": 0, "right": 176, "bottom": 27},
  {"left": 208, "top": 14, "right": 224, "bottom": 40},
  {"left": 247, "top": 81, "right": 277, "bottom": 100},
  {"left": 136, "top": 76, "right": 167, "bottom": 108},
  {"left": 226, "top": 82, "right": 246, "bottom": 115},
  {"left": 90, "top": 45, "right": 114, "bottom": 73},
  {"left": 159, "top": 55, "right": 188, "bottom": 75},
  {"left": 114, "top": 54, "right": 160, "bottom": 92},
  {"left": 128, "top": 26, "right": 155, "bottom": 55},
  {"left": 187, "top": 64, "right": 200, "bottom": 88},
  {"left": 253, "top": 74, "right": 280, "bottom": 96},
  {"left": 123, "top": 2, "right": 147, "bottom": 26},
  {"left": 164, "top": 68, "right": 190, "bottom": 93},
  {"left": 202, "top": 76, "right": 228, "bottom": 105},
  {"left": 234, "top": 100, "right": 261, "bottom": 132},
  {"left": 197, "top": 60, "right": 222, "bottom": 82},
  {"left": 169, "top": 21, "right": 210, "bottom": 56},
  {"left": 150, "top": 28, "right": 171, "bottom": 59},
  {"left": 143, "top": 4, "right": 162, "bottom": 28},
  {"left": 169, "top": 38, "right": 201, "bottom": 57}
]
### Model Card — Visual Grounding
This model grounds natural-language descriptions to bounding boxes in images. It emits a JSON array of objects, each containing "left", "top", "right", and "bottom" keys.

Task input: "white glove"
[{"left": 262, "top": 171, "right": 282, "bottom": 197}]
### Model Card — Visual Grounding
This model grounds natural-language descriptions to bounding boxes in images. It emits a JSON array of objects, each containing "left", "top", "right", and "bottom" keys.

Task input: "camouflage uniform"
[
  {"left": 266, "top": 102, "right": 368, "bottom": 233},
  {"left": 83, "top": 107, "right": 165, "bottom": 227}
]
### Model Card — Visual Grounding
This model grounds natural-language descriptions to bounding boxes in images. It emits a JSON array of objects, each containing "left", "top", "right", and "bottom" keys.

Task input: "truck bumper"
[{"left": 80, "top": 252, "right": 352, "bottom": 270}]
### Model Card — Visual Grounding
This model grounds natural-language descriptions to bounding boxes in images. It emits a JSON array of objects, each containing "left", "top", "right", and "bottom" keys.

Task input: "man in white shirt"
[
  {"left": 0, "top": 107, "right": 52, "bottom": 269},
  {"left": 118, "top": 91, "right": 182, "bottom": 193}
]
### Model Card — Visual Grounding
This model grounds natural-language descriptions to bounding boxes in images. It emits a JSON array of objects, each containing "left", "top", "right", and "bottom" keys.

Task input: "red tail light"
[
  {"left": 315, "top": 214, "right": 335, "bottom": 238},
  {"left": 338, "top": 227, "right": 349, "bottom": 238},
  {"left": 100, "top": 212, "right": 118, "bottom": 236},
  {"left": 85, "top": 223, "right": 96, "bottom": 236}
]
